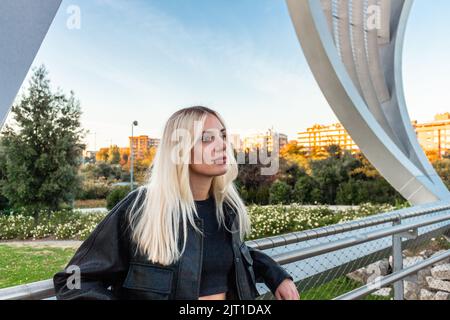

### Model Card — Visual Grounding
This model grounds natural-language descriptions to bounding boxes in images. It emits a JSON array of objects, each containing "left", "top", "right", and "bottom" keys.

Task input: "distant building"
[
  {"left": 297, "top": 123, "right": 359, "bottom": 154},
  {"left": 129, "top": 135, "right": 160, "bottom": 160},
  {"left": 148, "top": 138, "right": 160, "bottom": 148},
  {"left": 297, "top": 113, "right": 450, "bottom": 160},
  {"left": 230, "top": 134, "right": 242, "bottom": 151},
  {"left": 413, "top": 113, "right": 450, "bottom": 159},
  {"left": 242, "top": 129, "right": 288, "bottom": 152}
]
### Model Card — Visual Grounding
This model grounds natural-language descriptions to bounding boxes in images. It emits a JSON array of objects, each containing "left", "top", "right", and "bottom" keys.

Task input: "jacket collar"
[{"left": 192, "top": 200, "right": 237, "bottom": 230}]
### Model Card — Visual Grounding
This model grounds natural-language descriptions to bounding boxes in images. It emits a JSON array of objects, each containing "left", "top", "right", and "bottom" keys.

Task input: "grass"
[
  {"left": 0, "top": 245, "right": 76, "bottom": 289},
  {"left": 300, "top": 276, "right": 392, "bottom": 300}
]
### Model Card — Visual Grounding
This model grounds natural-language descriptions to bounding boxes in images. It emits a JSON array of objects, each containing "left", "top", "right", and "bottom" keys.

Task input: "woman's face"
[{"left": 190, "top": 113, "right": 228, "bottom": 177}]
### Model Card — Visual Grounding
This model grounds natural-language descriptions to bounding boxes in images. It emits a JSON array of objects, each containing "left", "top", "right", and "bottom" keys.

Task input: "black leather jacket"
[{"left": 53, "top": 188, "right": 293, "bottom": 300}]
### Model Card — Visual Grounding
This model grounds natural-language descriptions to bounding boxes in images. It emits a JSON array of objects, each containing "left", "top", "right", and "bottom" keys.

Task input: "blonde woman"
[{"left": 53, "top": 106, "right": 299, "bottom": 300}]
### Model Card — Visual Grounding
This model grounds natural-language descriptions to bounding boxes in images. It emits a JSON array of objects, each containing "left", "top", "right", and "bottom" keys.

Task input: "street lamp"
[{"left": 130, "top": 120, "right": 138, "bottom": 191}]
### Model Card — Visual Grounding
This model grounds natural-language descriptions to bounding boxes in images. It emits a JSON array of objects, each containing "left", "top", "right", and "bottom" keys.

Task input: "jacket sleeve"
[
  {"left": 247, "top": 245, "right": 294, "bottom": 295},
  {"left": 53, "top": 188, "right": 142, "bottom": 300}
]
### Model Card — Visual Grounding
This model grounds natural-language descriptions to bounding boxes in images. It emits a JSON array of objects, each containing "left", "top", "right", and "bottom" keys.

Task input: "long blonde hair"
[{"left": 127, "top": 106, "right": 251, "bottom": 265}]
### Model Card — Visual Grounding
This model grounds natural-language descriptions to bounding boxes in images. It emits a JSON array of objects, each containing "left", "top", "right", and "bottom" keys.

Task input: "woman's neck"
[{"left": 189, "top": 170, "right": 213, "bottom": 201}]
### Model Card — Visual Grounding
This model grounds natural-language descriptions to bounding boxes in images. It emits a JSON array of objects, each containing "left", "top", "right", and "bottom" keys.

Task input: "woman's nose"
[{"left": 215, "top": 137, "right": 226, "bottom": 153}]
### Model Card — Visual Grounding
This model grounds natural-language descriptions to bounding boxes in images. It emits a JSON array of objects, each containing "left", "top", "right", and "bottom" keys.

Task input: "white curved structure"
[
  {"left": 286, "top": 0, "right": 450, "bottom": 204},
  {"left": 0, "top": 0, "right": 61, "bottom": 127}
]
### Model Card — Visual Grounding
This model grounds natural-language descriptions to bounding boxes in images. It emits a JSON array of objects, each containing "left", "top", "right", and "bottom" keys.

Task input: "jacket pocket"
[{"left": 123, "top": 262, "right": 174, "bottom": 299}]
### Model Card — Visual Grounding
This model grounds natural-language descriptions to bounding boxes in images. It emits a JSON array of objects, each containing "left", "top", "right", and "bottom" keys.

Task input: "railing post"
[{"left": 392, "top": 217, "right": 404, "bottom": 300}]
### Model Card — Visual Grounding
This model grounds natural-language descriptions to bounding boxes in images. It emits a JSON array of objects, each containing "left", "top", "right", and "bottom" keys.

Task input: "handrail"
[
  {"left": 0, "top": 279, "right": 54, "bottom": 300},
  {"left": 247, "top": 200, "right": 450, "bottom": 250},
  {"left": 273, "top": 211, "right": 450, "bottom": 265}
]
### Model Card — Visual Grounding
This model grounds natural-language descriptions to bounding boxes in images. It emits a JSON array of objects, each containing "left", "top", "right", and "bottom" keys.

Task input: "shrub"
[
  {"left": 106, "top": 186, "right": 131, "bottom": 210},
  {"left": 292, "top": 175, "right": 320, "bottom": 204},
  {"left": 269, "top": 181, "right": 292, "bottom": 204},
  {"left": 77, "top": 180, "right": 111, "bottom": 200}
]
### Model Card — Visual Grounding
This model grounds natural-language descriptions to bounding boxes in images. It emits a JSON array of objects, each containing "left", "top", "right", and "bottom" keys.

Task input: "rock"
[
  {"left": 434, "top": 291, "right": 450, "bottom": 300},
  {"left": 403, "top": 274, "right": 418, "bottom": 284},
  {"left": 404, "top": 281, "right": 419, "bottom": 300},
  {"left": 403, "top": 256, "right": 425, "bottom": 268},
  {"left": 347, "top": 259, "right": 390, "bottom": 285},
  {"left": 389, "top": 255, "right": 425, "bottom": 269},
  {"left": 347, "top": 268, "right": 368, "bottom": 284},
  {"left": 372, "top": 287, "right": 392, "bottom": 297},
  {"left": 431, "top": 250, "right": 450, "bottom": 266},
  {"left": 366, "top": 259, "right": 390, "bottom": 280},
  {"left": 431, "top": 264, "right": 450, "bottom": 280},
  {"left": 417, "top": 268, "right": 432, "bottom": 287},
  {"left": 426, "top": 277, "right": 450, "bottom": 293},
  {"left": 419, "top": 289, "right": 435, "bottom": 300},
  {"left": 419, "top": 249, "right": 435, "bottom": 259}
]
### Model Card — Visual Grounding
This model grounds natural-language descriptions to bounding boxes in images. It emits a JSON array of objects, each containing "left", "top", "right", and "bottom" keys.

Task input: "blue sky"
[{"left": 9, "top": 0, "right": 450, "bottom": 151}]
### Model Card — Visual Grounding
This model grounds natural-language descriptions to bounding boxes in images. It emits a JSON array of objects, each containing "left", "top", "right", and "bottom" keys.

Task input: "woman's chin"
[{"left": 210, "top": 164, "right": 228, "bottom": 176}]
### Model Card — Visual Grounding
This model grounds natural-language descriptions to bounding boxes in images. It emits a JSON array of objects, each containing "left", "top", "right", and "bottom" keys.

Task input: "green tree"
[
  {"left": 269, "top": 180, "right": 292, "bottom": 204},
  {"left": 432, "top": 159, "right": 450, "bottom": 190},
  {"left": 0, "top": 65, "right": 86, "bottom": 218},
  {"left": 309, "top": 145, "right": 359, "bottom": 204},
  {"left": 335, "top": 179, "right": 369, "bottom": 205},
  {"left": 108, "top": 145, "right": 121, "bottom": 165},
  {"left": 335, "top": 178, "right": 404, "bottom": 205},
  {"left": 292, "top": 174, "right": 321, "bottom": 204},
  {"left": 236, "top": 150, "right": 276, "bottom": 204}
]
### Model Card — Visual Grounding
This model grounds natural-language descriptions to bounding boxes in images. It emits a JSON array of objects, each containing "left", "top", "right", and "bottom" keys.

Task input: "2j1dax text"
[{"left": 178, "top": 304, "right": 272, "bottom": 318}]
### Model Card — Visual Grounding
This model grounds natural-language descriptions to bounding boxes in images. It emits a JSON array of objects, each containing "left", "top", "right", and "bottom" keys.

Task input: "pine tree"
[{"left": 0, "top": 65, "right": 86, "bottom": 218}]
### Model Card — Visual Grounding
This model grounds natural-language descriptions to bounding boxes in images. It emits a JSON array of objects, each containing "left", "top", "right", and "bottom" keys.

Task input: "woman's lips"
[{"left": 213, "top": 156, "right": 227, "bottom": 164}]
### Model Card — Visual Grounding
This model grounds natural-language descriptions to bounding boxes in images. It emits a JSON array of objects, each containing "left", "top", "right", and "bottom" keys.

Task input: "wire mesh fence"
[{"left": 253, "top": 204, "right": 450, "bottom": 300}]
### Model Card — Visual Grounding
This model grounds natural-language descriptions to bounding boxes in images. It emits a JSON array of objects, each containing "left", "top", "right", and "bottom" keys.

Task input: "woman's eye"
[
  {"left": 202, "top": 134, "right": 214, "bottom": 142},
  {"left": 202, "top": 131, "right": 226, "bottom": 143}
]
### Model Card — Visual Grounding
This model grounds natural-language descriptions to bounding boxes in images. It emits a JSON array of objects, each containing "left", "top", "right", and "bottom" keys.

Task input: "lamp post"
[{"left": 130, "top": 120, "right": 138, "bottom": 191}]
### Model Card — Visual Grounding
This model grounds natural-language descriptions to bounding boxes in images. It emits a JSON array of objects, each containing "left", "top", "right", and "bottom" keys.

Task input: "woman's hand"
[{"left": 274, "top": 278, "right": 300, "bottom": 300}]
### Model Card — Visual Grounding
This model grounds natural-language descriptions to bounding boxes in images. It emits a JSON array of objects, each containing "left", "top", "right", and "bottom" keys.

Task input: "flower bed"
[
  {"left": 0, "top": 203, "right": 397, "bottom": 242},
  {"left": 246, "top": 203, "right": 396, "bottom": 240},
  {"left": 0, "top": 210, "right": 106, "bottom": 241}
]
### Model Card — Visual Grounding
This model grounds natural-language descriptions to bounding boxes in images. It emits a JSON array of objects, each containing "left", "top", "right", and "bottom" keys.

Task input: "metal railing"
[
  {"left": 1, "top": 199, "right": 450, "bottom": 300},
  {"left": 0, "top": 279, "right": 55, "bottom": 300},
  {"left": 251, "top": 199, "right": 450, "bottom": 300}
]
